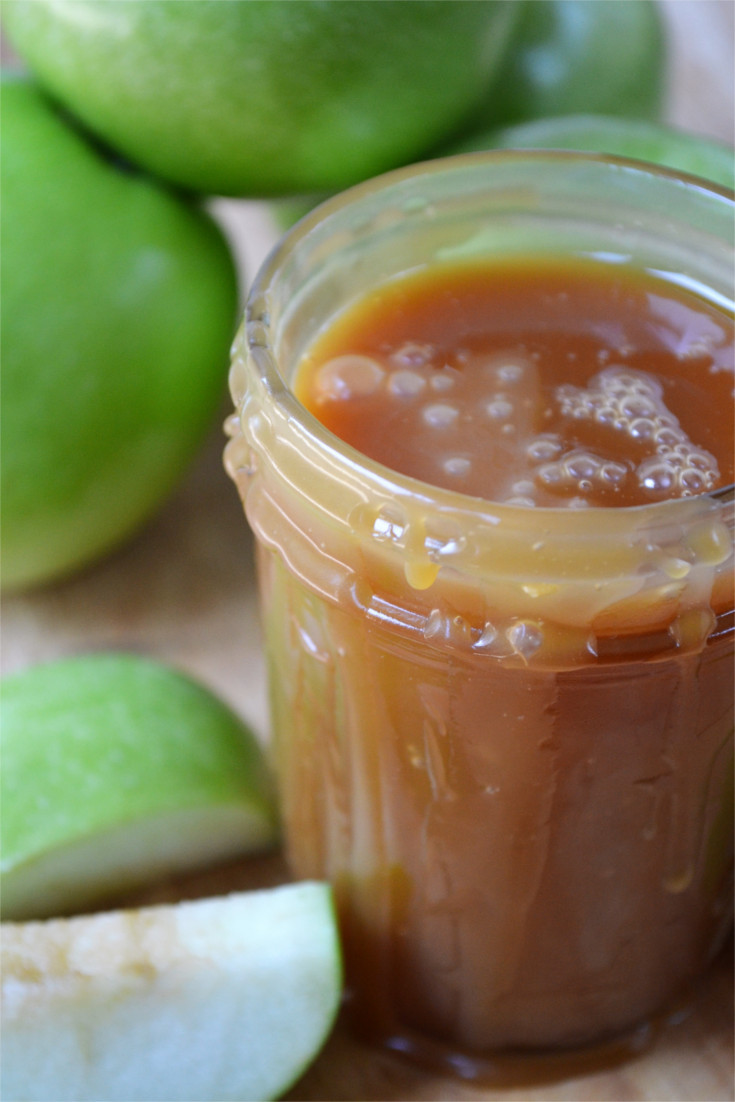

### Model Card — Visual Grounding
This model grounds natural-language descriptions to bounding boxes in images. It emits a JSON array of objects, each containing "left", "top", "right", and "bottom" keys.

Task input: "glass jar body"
[
  {"left": 258, "top": 547, "right": 732, "bottom": 1052},
  {"left": 226, "top": 153, "right": 734, "bottom": 1059}
]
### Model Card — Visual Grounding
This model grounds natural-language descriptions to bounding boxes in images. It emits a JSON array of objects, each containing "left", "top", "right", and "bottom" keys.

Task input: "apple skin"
[
  {"left": 444, "top": 114, "right": 735, "bottom": 192},
  {"left": 1, "top": 74, "right": 238, "bottom": 591},
  {"left": 467, "top": 0, "right": 666, "bottom": 130},
  {"left": 1, "top": 653, "right": 278, "bottom": 921},
  {"left": 271, "top": 115, "right": 735, "bottom": 232},
  {"left": 1, "top": 883, "right": 343, "bottom": 1102},
  {"left": 1, "top": 0, "right": 519, "bottom": 196}
]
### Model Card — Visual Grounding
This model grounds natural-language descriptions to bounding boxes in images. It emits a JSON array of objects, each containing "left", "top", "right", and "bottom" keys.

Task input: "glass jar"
[{"left": 225, "top": 153, "right": 733, "bottom": 1067}]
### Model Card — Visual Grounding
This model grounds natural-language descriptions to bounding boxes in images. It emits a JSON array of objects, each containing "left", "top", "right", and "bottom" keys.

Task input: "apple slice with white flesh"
[
  {"left": 0, "top": 654, "right": 278, "bottom": 921},
  {"left": 1, "top": 882, "right": 343, "bottom": 1102}
]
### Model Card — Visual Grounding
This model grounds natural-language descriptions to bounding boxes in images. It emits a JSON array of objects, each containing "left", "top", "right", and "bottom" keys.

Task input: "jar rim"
[{"left": 243, "top": 149, "right": 734, "bottom": 524}]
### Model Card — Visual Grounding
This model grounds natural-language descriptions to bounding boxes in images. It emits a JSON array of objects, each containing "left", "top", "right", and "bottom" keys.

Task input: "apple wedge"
[
  {"left": 1, "top": 882, "right": 342, "bottom": 1101},
  {"left": 1, "top": 654, "right": 278, "bottom": 920}
]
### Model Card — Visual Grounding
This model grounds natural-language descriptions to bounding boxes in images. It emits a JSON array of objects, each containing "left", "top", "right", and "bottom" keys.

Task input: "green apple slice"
[
  {"left": 1, "top": 882, "right": 343, "bottom": 1102},
  {"left": 0, "top": 654, "right": 278, "bottom": 921}
]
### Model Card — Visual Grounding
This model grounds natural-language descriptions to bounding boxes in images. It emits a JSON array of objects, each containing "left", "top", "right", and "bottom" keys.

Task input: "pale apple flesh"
[
  {"left": 1, "top": 804, "right": 278, "bottom": 922},
  {"left": 1, "top": 882, "right": 343, "bottom": 1102}
]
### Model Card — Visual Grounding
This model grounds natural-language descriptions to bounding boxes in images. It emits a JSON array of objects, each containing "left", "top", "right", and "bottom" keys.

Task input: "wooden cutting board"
[{"left": 3, "top": 3, "right": 733, "bottom": 1099}]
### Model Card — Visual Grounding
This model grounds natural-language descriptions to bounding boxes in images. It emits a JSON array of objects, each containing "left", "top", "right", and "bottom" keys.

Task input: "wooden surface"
[{"left": 2, "top": 3, "right": 734, "bottom": 1100}]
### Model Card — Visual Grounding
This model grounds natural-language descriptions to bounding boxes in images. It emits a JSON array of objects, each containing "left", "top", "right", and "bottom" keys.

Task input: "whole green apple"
[
  {"left": 1, "top": 75, "right": 238, "bottom": 591},
  {"left": 1, "top": 0, "right": 519, "bottom": 196},
  {"left": 271, "top": 114, "right": 735, "bottom": 232},
  {"left": 468, "top": 0, "right": 666, "bottom": 130},
  {"left": 445, "top": 114, "right": 735, "bottom": 191}
]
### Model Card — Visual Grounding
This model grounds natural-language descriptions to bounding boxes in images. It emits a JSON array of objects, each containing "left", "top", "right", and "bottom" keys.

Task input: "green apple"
[
  {"left": 271, "top": 115, "right": 735, "bottom": 233},
  {"left": 446, "top": 114, "right": 735, "bottom": 191},
  {"left": 0, "top": 653, "right": 278, "bottom": 922},
  {"left": 1, "top": 882, "right": 342, "bottom": 1102},
  {"left": 1, "top": 73, "right": 238, "bottom": 591},
  {"left": 467, "top": 0, "right": 666, "bottom": 130},
  {"left": 1, "top": 0, "right": 519, "bottom": 197}
]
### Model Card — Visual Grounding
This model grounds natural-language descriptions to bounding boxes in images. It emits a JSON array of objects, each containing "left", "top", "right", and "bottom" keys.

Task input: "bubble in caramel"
[{"left": 294, "top": 257, "right": 733, "bottom": 510}]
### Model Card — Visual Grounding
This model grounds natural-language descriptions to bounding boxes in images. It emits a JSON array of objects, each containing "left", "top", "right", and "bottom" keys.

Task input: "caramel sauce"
[
  {"left": 251, "top": 256, "right": 734, "bottom": 1068},
  {"left": 294, "top": 257, "right": 733, "bottom": 508}
]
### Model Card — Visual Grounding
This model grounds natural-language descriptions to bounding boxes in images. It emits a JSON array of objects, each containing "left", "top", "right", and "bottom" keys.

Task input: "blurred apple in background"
[
  {"left": 1, "top": 0, "right": 520, "bottom": 196},
  {"left": 1, "top": 75, "right": 238, "bottom": 591},
  {"left": 466, "top": 0, "right": 666, "bottom": 129},
  {"left": 445, "top": 113, "right": 735, "bottom": 189}
]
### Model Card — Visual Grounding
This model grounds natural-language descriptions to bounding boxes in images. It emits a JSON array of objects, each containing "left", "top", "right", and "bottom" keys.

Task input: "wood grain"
[{"left": 2, "top": 3, "right": 733, "bottom": 1100}]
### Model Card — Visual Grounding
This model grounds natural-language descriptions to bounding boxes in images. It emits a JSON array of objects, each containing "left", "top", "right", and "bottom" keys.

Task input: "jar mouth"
[{"left": 244, "top": 150, "right": 734, "bottom": 525}]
